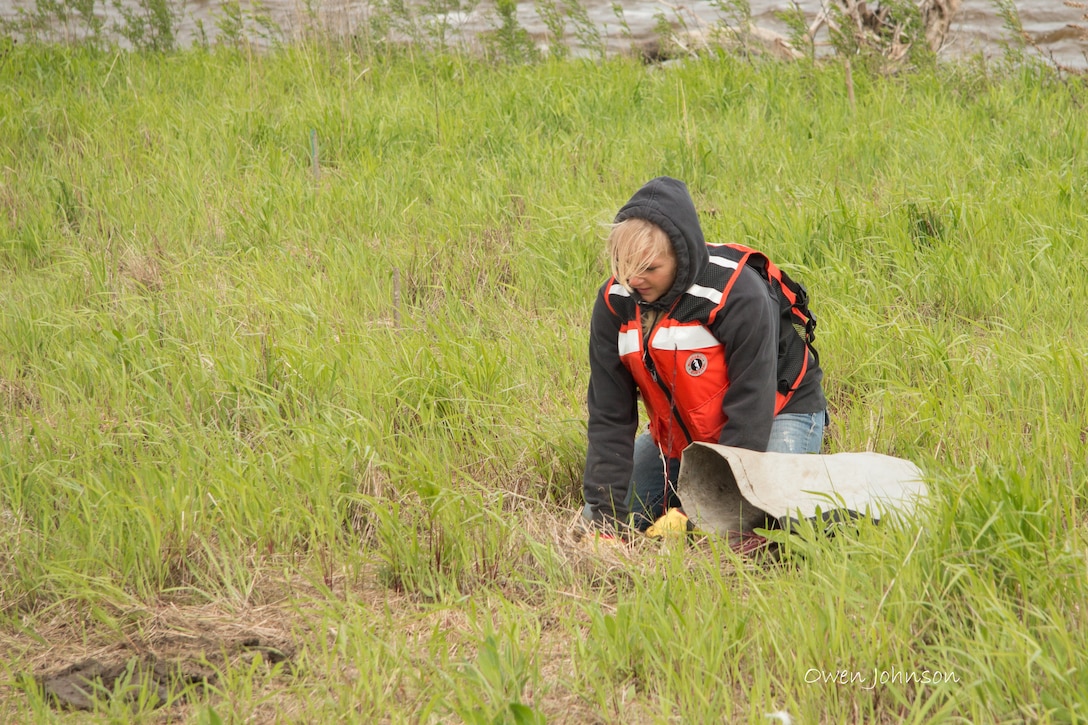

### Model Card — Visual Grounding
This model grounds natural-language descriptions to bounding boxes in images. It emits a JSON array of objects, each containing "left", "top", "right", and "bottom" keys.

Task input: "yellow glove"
[{"left": 645, "top": 508, "right": 690, "bottom": 540}]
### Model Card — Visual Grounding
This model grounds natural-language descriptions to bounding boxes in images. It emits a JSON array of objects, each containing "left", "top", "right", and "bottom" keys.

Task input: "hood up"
[{"left": 614, "top": 176, "right": 710, "bottom": 309}]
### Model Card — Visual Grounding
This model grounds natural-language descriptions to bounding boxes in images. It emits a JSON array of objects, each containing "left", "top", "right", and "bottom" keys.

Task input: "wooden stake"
[
  {"left": 845, "top": 58, "right": 856, "bottom": 110},
  {"left": 392, "top": 267, "right": 401, "bottom": 329}
]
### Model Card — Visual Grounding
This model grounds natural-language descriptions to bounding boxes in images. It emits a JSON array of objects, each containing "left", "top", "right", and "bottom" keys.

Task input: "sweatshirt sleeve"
[
  {"left": 710, "top": 266, "right": 779, "bottom": 451},
  {"left": 583, "top": 287, "right": 640, "bottom": 527}
]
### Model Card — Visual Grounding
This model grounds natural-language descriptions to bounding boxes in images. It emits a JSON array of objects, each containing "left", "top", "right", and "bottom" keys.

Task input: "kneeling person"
[{"left": 582, "top": 177, "right": 828, "bottom": 533}]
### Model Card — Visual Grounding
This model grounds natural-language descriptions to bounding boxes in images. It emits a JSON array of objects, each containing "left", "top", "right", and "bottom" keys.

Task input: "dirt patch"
[
  {"left": 36, "top": 656, "right": 209, "bottom": 711},
  {"left": 0, "top": 376, "right": 38, "bottom": 412},
  {"left": 33, "top": 635, "right": 294, "bottom": 712}
]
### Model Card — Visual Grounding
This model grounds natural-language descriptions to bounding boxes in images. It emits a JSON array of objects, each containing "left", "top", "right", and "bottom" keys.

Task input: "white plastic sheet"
[{"left": 677, "top": 443, "right": 928, "bottom": 535}]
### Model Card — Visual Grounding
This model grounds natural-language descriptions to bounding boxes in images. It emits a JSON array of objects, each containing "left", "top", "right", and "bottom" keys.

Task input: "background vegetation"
[{"left": 1, "top": 7, "right": 1086, "bottom": 721}]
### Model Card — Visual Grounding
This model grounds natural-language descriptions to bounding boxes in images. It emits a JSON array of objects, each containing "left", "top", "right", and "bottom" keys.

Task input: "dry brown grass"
[{"left": 0, "top": 512, "right": 692, "bottom": 721}]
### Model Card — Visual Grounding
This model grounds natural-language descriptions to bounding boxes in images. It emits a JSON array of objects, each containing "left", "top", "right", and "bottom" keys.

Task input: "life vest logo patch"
[{"left": 685, "top": 352, "right": 708, "bottom": 377}]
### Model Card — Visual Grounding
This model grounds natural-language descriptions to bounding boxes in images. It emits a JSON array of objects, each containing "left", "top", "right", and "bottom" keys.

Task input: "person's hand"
[
  {"left": 587, "top": 529, "right": 626, "bottom": 551},
  {"left": 645, "top": 508, "right": 691, "bottom": 540},
  {"left": 574, "top": 509, "right": 628, "bottom": 547}
]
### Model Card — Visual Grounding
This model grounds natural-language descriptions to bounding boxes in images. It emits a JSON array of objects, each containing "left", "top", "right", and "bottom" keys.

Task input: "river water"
[{"left": 3, "top": 0, "right": 1086, "bottom": 68}]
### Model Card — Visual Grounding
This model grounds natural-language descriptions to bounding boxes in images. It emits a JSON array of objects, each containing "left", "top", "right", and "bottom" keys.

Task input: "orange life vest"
[{"left": 604, "top": 243, "right": 816, "bottom": 459}]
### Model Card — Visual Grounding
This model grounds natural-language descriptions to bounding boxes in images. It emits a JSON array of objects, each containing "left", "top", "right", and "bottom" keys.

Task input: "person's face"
[{"left": 628, "top": 251, "right": 677, "bottom": 304}]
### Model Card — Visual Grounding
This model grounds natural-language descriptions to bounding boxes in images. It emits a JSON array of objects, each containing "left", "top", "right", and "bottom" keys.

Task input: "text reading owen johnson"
[{"left": 805, "top": 667, "right": 960, "bottom": 689}]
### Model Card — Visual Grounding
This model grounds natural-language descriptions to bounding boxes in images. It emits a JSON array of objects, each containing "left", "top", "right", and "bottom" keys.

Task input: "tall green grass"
[{"left": 1, "top": 40, "right": 1086, "bottom": 722}]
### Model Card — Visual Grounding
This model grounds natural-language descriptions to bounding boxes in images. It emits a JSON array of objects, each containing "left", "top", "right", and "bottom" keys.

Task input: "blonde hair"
[{"left": 607, "top": 218, "right": 673, "bottom": 292}]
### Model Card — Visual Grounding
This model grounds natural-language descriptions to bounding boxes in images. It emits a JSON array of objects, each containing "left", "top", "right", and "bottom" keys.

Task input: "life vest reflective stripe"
[
  {"left": 708, "top": 256, "right": 739, "bottom": 270},
  {"left": 608, "top": 282, "right": 630, "bottom": 298},
  {"left": 686, "top": 284, "right": 723, "bottom": 305},
  {"left": 617, "top": 328, "right": 640, "bottom": 357},
  {"left": 650, "top": 325, "right": 718, "bottom": 351}
]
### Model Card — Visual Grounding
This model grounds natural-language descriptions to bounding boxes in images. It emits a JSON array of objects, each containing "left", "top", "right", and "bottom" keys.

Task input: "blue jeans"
[
  {"left": 765, "top": 411, "right": 827, "bottom": 454},
  {"left": 623, "top": 411, "right": 827, "bottom": 531}
]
